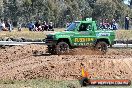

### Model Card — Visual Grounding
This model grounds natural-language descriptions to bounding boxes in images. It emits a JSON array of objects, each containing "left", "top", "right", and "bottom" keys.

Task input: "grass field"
[
  {"left": 115, "top": 30, "right": 132, "bottom": 40},
  {"left": 0, "top": 28, "right": 64, "bottom": 40},
  {"left": 0, "top": 28, "right": 132, "bottom": 40},
  {"left": 0, "top": 79, "right": 131, "bottom": 88},
  {"left": 0, "top": 79, "right": 80, "bottom": 88}
]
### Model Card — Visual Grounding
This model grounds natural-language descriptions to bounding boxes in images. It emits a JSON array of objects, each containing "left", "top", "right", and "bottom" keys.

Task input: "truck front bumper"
[{"left": 45, "top": 39, "right": 57, "bottom": 46}]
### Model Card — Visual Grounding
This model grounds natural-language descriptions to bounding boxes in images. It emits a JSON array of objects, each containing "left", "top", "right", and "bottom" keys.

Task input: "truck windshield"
[{"left": 66, "top": 22, "right": 79, "bottom": 31}]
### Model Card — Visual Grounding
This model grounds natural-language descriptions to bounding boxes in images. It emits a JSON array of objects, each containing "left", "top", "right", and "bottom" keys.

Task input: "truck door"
[{"left": 73, "top": 23, "right": 96, "bottom": 46}]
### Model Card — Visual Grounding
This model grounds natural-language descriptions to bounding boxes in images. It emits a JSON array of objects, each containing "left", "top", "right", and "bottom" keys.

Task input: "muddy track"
[{"left": 0, "top": 45, "right": 132, "bottom": 80}]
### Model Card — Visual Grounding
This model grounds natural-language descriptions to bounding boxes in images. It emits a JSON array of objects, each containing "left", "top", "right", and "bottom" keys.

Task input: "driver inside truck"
[{"left": 79, "top": 23, "right": 91, "bottom": 31}]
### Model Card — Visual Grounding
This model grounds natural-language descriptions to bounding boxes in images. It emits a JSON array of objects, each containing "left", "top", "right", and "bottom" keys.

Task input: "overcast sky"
[{"left": 124, "top": 0, "right": 131, "bottom": 5}]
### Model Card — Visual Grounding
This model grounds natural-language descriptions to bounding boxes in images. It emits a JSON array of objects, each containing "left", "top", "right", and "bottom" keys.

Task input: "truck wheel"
[
  {"left": 95, "top": 41, "right": 108, "bottom": 54},
  {"left": 47, "top": 46, "right": 56, "bottom": 55},
  {"left": 56, "top": 42, "right": 69, "bottom": 55}
]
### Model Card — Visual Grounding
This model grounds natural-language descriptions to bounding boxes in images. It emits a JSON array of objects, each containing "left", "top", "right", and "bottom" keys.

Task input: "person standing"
[
  {"left": 18, "top": 22, "right": 22, "bottom": 31},
  {"left": 125, "top": 15, "right": 129, "bottom": 30},
  {"left": 48, "top": 22, "right": 54, "bottom": 31},
  {"left": 6, "top": 20, "right": 12, "bottom": 32},
  {"left": 111, "top": 19, "right": 117, "bottom": 30},
  {"left": 1, "top": 20, "right": 7, "bottom": 31},
  {"left": 0, "top": 19, "right": 2, "bottom": 31}
]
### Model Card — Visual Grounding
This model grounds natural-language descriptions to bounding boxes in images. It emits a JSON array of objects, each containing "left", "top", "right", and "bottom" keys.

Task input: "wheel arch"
[
  {"left": 57, "top": 38, "right": 71, "bottom": 46},
  {"left": 96, "top": 38, "right": 110, "bottom": 45}
]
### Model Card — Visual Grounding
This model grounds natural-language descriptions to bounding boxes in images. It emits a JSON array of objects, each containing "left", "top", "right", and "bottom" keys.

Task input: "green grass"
[
  {"left": 0, "top": 28, "right": 64, "bottom": 40},
  {"left": 0, "top": 28, "right": 132, "bottom": 40},
  {"left": 0, "top": 79, "right": 131, "bottom": 88},
  {"left": 115, "top": 30, "right": 132, "bottom": 40},
  {"left": 0, "top": 79, "right": 80, "bottom": 88},
  {"left": 0, "top": 28, "right": 45, "bottom": 40}
]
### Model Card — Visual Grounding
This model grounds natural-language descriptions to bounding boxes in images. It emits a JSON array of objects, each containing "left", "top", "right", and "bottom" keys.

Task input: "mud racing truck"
[{"left": 45, "top": 18, "right": 115, "bottom": 55}]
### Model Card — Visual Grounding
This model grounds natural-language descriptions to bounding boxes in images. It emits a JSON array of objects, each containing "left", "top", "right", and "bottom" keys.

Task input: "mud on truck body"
[{"left": 45, "top": 18, "right": 115, "bottom": 55}]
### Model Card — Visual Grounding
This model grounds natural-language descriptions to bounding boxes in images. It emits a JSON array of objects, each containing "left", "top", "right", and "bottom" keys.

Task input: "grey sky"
[{"left": 124, "top": 0, "right": 131, "bottom": 5}]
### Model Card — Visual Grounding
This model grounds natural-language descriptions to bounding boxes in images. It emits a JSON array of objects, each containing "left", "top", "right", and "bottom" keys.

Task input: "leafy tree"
[{"left": 0, "top": 0, "right": 132, "bottom": 27}]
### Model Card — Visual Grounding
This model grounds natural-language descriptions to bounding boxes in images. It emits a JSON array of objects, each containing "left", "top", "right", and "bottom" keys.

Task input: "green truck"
[{"left": 45, "top": 18, "right": 115, "bottom": 55}]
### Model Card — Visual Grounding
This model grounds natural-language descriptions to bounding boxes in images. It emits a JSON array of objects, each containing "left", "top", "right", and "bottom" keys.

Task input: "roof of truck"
[
  {"left": 75, "top": 20, "right": 95, "bottom": 23},
  {"left": 74, "top": 18, "right": 96, "bottom": 23}
]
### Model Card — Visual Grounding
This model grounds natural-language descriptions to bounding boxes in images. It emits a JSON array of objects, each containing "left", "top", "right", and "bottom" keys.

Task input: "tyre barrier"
[
  {"left": 0, "top": 38, "right": 132, "bottom": 48},
  {"left": 0, "top": 37, "right": 131, "bottom": 44},
  {"left": 114, "top": 39, "right": 132, "bottom": 44},
  {"left": 0, "top": 38, "right": 45, "bottom": 42}
]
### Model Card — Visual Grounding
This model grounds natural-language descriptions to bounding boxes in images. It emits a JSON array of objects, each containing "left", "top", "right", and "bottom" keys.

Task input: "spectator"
[
  {"left": 18, "top": 22, "right": 22, "bottom": 31},
  {"left": 42, "top": 21, "right": 48, "bottom": 31},
  {"left": 48, "top": 22, "right": 54, "bottom": 31},
  {"left": 105, "top": 19, "right": 110, "bottom": 29},
  {"left": 113, "top": 22, "right": 118, "bottom": 30},
  {"left": 125, "top": 15, "right": 129, "bottom": 30},
  {"left": 111, "top": 19, "right": 117, "bottom": 30},
  {"left": 6, "top": 20, "right": 12, "bottom": 32},
  {"left": 35, "top": 20, "right": 41, "bottom": 31},
  {"left": 0, "top": 19, "right": 2, "bottom": 31},
  {"left": 1, "top": 21, "right": 7, "bottom": 31},
  {"left": 28, "top": 22, "right": 35, "bottom": 31},
  {"left": 99, "top": 19, "right": 107, "bottom": 29}
]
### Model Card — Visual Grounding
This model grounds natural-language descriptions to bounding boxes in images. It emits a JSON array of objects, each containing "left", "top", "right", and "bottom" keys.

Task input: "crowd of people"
[
  {"left": 99, "top": 19, "right": 119, "bottom": 30},
  {"left": 99, "top": 16, "right": 132, "bottom": 30},
  {"left": 0, "top": 20, "right": 54, "bottom": 32},
  {"left": 0, "top": 16, "right": 131, "bottom": 32},
  {"left": 27, "top": 21, "right": 54, "bottom": 31}
]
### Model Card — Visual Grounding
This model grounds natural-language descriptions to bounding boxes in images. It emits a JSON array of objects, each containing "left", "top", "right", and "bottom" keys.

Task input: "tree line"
[{"left": 0, "top": 0, "right": 132, "bottom": 27}]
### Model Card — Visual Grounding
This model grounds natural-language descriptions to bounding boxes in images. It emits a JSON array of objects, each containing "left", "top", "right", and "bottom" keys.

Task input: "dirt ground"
[{"left": 0, "top": 45, "right": 132, "bottom": 81}]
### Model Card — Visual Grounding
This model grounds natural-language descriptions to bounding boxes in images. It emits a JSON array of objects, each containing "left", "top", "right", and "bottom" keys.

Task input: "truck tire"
[
  {"left": 56, "top": 42, "right": 69, "bottom": 55},
  {"left": 47, "top": 46, "right": 56, "bottom": 55},
  {"left": 95, "top": 41, "right": 108, "bottom": 54}
]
